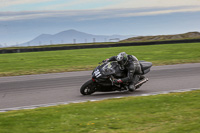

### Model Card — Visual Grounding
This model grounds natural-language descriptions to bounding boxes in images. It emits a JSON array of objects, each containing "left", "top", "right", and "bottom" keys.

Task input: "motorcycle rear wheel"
[{"left": 80, "top": 80, "right": 96, "bottom": 95}]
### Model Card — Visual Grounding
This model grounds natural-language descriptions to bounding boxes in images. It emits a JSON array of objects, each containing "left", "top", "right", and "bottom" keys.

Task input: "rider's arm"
[
  {"left": 121, "top": 63, "right": 135, "bottom": 83},
  {"left": 107, "top": 56, "right": 117, "bottom": 62},
  {"left": 131, "top": 55, "right": 139, "bottom": 62}
]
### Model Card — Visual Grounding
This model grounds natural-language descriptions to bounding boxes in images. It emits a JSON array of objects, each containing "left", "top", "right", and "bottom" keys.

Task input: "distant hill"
[
  {"left": 18, "top": 29, "right": 133, "bottom": 46},
  {"left": 121, "top": 32, "right": 200, "bottom": 42}
]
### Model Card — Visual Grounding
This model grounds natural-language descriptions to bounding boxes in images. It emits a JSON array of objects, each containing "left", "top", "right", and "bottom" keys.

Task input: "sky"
[{"left": 1, "top": 0, "right": 200, "bottom": 46}]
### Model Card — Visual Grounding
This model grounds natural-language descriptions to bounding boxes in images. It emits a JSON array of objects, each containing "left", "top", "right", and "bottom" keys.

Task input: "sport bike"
[{"left": 80, "top": 61, "right": 152, "bottom": 95}]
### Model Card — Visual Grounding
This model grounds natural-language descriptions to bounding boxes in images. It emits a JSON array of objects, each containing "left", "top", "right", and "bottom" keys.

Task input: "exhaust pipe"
[{"left": 135, "top": 78, "right": 148, "bottom": 87}]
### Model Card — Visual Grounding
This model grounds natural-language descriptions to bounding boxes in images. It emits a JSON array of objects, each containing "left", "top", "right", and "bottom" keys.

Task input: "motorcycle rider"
[{"left": 104, "top": 52, "right": 143, "bottom": 91}]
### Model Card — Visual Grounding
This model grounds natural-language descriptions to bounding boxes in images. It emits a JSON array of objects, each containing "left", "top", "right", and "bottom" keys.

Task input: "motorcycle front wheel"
[{"left": 80, "top": 80, "right": 96, "bottom": 95}]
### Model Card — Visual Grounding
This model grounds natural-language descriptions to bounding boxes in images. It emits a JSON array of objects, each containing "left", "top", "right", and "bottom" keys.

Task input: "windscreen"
[{"left": 102, "top": 62, "right": 116, "bottom": 75}]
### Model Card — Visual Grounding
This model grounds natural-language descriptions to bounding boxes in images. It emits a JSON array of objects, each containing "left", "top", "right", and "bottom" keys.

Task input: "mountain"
[
  {"left": 18, "top": 29, "right": 134, "bottom": 46},
  {"left": 120, "top": 32, "right": 200, "bottom": 42}
]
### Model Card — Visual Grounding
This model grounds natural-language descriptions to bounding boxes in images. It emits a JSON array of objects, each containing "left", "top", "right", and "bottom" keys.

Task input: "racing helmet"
[{"left": 116, "top": 52, "right": 128, "bottom": 66}]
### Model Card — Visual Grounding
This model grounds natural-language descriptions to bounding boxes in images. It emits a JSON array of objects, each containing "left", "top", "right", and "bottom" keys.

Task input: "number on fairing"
[{"left": 94, "top": 69, "right": 102, "bottom": 78}]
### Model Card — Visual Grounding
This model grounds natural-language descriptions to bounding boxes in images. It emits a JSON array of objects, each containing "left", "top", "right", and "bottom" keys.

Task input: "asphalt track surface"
[{"left": 0, "top": 63, "right": 200, "bottom": 110}]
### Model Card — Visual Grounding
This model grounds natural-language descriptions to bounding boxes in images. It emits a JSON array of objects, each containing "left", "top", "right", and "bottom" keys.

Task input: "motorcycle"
[{"left": 80, "top": 60, "right": 152, "bottom": 95}]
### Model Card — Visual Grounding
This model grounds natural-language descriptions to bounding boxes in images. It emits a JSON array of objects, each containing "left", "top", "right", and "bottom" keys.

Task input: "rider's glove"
[{"left": 113, "top": 79, "right": 123, "bottom": 85}]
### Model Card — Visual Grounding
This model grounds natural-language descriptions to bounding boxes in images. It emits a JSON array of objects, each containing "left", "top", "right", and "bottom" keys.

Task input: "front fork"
[{"left": 109, "top": 75, "right": 115, "bottom": 86}]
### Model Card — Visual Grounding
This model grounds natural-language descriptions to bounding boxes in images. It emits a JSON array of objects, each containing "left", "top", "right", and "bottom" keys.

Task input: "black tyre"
[{"left": 80, "top": 80, "right": 96, "bottom": 95}]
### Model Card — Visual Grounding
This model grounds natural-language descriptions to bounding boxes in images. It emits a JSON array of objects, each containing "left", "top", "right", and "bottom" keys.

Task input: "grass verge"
[
  {"left": 0, "top": 43, "right": 200, "bottom": 76},
  {"left": 0, "top": 90, "right": 199, "bottom": 133}
]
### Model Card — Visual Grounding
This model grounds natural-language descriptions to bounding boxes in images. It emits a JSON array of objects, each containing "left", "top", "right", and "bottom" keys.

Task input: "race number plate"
[{"left": 94, "top": 69, "right": 102, "bottom": 78}]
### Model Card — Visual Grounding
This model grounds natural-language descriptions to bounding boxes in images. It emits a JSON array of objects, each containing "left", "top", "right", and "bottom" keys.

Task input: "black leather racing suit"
[{"left": 108, "top": 55, "right": 142, "bottom": 90}]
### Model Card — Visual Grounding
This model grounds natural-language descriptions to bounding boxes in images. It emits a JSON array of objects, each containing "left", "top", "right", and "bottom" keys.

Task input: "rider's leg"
[
  {"left": 129, "top": 75, "right": 139, "bottom": 91},
  {"left": 129, "top": 81, "right": 135, "bottom": 92}
]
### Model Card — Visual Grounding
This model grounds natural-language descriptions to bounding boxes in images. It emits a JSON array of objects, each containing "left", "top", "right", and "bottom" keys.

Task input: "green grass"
[
  {"left": 0, "top": 90, "right": 199, "bottom": 133},
  {"left": 0, "top": 43, "right": 200, "bottom": 76}
]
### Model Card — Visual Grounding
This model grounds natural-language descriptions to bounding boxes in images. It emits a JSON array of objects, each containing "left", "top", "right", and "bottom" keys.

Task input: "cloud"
[
  {"left": 37, "top": 0, "right": 200, "bottom": 11},
  {"left": 42, "top": 0, "right": 117, "bottom": 10},
  {"left": 101, "top": 0, "right": 200, "bottom": 9},
  {"left": 1, "top": 5, "right": 200, "bottom": 21},
  {"left": 3, "top": 0, "right": 200, "bottom": 11},
  {"left": 1, "top": 0, "right": 55, "bottom": 8},
  {"left": 121, "top": 7, "right": 200, "bottom": 17}
]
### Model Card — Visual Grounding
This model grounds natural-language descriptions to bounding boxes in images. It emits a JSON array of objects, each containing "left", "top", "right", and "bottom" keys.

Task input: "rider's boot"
[
  {"left": 140, "top": 75, "right": 145, "bottom": 80},
  {"left": 129, "top": 82, "right": 136, "bottom": 92}
]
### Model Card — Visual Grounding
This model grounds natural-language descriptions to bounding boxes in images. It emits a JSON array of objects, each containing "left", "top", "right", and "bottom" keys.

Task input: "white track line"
[{"left": 0, "top": 88, "right": 199, "bottom": 112}]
